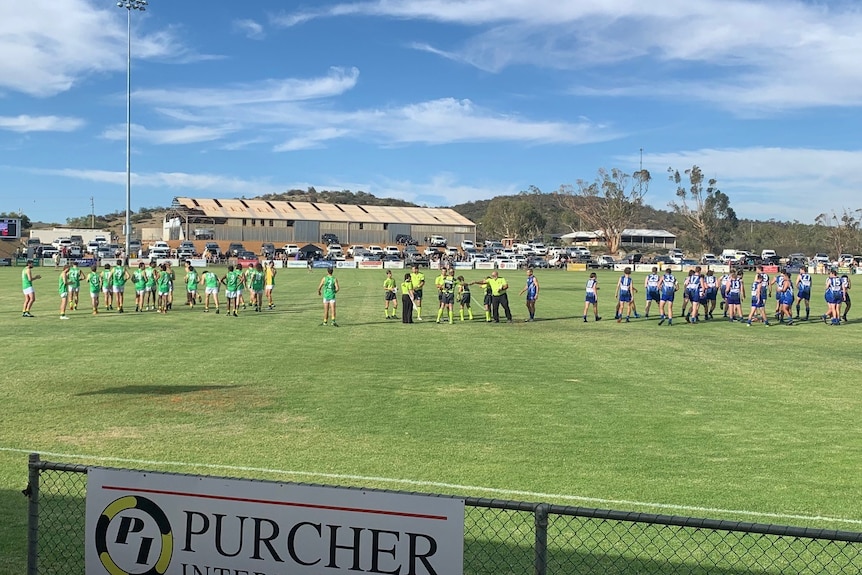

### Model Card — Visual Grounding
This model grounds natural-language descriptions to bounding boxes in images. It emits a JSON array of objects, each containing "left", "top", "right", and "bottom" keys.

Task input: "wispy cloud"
[
  {"left": 274, "top": 128, "right": 351, "bottom": 152},
  {"left": 232, "top": 19, "right": 265, "bottom": 40},
  {"left": 276, "top": 0, "right": 862, "bottom": 111},
  {"left": 0, "top": 115, "right": 85, "bottom": 133},
  {"left": 134, "top": 67, "right": 360, "bottom": 107},
  {"left": 101, "top": 123, "right": 238, "bottom": 145}
]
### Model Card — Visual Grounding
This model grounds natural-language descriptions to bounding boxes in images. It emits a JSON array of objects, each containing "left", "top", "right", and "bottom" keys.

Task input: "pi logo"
[{"left": 95, "top": 496, "right": 173, "bottom": 575}]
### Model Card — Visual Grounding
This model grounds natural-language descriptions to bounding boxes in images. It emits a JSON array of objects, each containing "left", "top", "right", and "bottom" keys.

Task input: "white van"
[
  {"left": 429, "top": 235, "right": 447, "bottom": 247},
  {"left": 761, "top": 249, "right": 777, "bottom": 260}
]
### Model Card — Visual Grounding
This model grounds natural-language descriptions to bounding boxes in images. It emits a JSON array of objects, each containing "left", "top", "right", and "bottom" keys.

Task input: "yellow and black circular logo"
[{"left": 95, "top": 495, "right": 173, "bottom": 575}]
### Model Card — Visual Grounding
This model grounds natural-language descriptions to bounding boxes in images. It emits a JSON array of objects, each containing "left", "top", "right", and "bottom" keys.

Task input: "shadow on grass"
[
  {"left": 76, "top": 384, "right": 240, "bottom": 396},
  {"left": 0, "top": 488, "right": 29, "bottom": 575}
]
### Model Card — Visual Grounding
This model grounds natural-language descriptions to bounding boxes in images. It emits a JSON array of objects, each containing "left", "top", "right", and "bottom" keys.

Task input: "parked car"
[
  {"left": 445, "top": 246, "right": 459, "bottom": 256},
  {"left": 528, "top": 257, "right": 550, "bottom": 268},
  {"left": 384, "top": 246, "right": 401, "bottom": 257},
  {"left": 429, "top": 235, "right": 447, "bottom": 247},
  {"left": 283, "top": 244, "right": 300, "bottom": 256},
  {"left": 204, "top": 242, "right": 223, "bottom": 257},
  {"left": 347, "top": 245, "right": 366, "bottom": 258},
  {"left": 260, "top": 243, "right": 276, "bottom": 258},
  {"left": 94, "top": 235, "right": 108, "bottom": 245},
  {"left": 149, "top": 247, "right": 170, "bottom": 259},
  {"left": 813, "top": 253, "right": 830, "bottom": 266},
  {"left": 96, "top": 245, "right": 113, "bottom": 259},
  {"left": 424, "top": 246, "right": 440, "bottom": 256},
  {"left": 226, "top": 243, "right": 246, "bottom": 257},
  {"left": 395, "top": 234, "right": 418, "bottom": 245},
  {"left": 596, "top": 255, "right": 615, "bottom": 268},
  {"left": 327, "top": 243, "right": 344, "bottom": 258},
  {"left": 403, "top": 245, "right": 419, "bottom": 258},
  {"left": 383, "top": 254, "right": 401, "bottom": 262},
  {"left": 530, "top": 243, "right": 548, "bottom": 255},
  {"left": 86, "top": 241, "right": 101, "bottom": 254},
  {"left": 128, "top": 240, "right": 142, "bottom": 255},
  {"left": 367, "top": 245, "right": 384, "bottom": 255},
  {"left": 321, "top": 233, "right": 340, "bottom": 245},
  {"left": 236, "top": 250, "right": 258, "bottom": 261},
  {"left": 460, "top": 239, "right": 475, "bottom": 251}
]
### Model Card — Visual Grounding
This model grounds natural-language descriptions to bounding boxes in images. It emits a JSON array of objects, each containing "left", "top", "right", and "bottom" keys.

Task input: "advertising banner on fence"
[
  {"left": 567, "top": 263, "right": 587, "bottom": 272},
  {"left": 498, "top": 261, "right": 518, "bottom": 270},
  {"left": 475, "top": 261, "right": 495, "bottom": 270},
  {"left": 453, "top": 262, "right": 473, "bottom": 270},
  {"left": 336, "top": 260, "right": 357, "bottom": 269},
  {"left": 359, "top": 260, "right": 384, "bottom": 270},
  {"left": 85, "top": 468, "right": 464, "bottom": 575},
  {"left": 384, "top": 260, "right": 405, "bottom": 270},
  {"left": 286, "top": 260, "right": 307, "bottom": 269}
]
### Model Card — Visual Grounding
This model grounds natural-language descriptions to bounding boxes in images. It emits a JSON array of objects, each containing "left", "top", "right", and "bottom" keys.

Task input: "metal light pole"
[{"left": 117, "top": 0, "right": 147, "bottom": 260}]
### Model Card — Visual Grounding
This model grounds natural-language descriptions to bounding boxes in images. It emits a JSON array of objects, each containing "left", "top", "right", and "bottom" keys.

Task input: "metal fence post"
[
  {"left": 27, "top": 452, "right": 40, "bottom": 575},
  {"left": 535, "top": 504, "right": 548, "bottom": 575}
]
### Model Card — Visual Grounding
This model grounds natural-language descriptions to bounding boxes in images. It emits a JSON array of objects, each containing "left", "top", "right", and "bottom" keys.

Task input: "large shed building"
[{"left": 168, "top": 197, "right": 476, "bottom": 246}]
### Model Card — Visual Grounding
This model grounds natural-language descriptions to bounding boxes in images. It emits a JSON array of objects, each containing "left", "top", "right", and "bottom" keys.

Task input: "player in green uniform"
[
  {"left": 434, "top": 267, "right": 448, "bottom": 323},
  {"left": 144, "top": 261, "right": 158, "bottom": 311},
  {"left": 164, "top": 262, "right": 175, "bottom": 310},
  {"left": 221, "top": 265, "right": 242, "bottom": 316},
  {"left": 383, "top": 270, "right": 398, "bottom": 319},
  {"left": 202, "top": 268, "right": 221, "bottom": 313},
  {"left": 132, "top": 262, "right": 148, "bottom": 312},
  {"left": 100, "top": 264, "right": 113, "bottom": 310},
  {"left": 156, "top": 263, "right": 171, "bottom": 313},
  {"left": 251, "top": 263, "right": 265, "bottom": 312},
  {"left": 435, "top": 267, "right": 457, "bottom": 324},
  {"left": 58, "top": 264, "right": 70, "bottom": 320},
  {"left": 317, "top": 266, "right": 339, "bottom": 326},
  {"left": 185, "top": 265, "right": 199, "bottom": 308},
  {"left": 410, "top": 265, "right": 425, "bottom": 321},
  {"left": 67, "top": 261, "right": 83, "bottom": 311},
  {"left": 244, "top": 264, "right": 256, "bottom": 309},
  {"left": 21, "top": 260, "right": 41, "bottom": 317},
  {"left": 111, "top": 259, "right": 130, "bottom": 313},
  {"left": 87, "top": 264, "right": 101, "bottom": 315}
]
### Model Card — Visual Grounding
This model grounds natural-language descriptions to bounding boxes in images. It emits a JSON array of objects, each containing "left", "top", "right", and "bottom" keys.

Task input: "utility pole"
[{"left": 90, "top": 196, "right": 95, "bottom": 229}]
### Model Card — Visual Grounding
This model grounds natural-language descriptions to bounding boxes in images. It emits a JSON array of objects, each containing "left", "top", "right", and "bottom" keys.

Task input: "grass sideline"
[{"left": 1, "top": 265, "right": 861, "bottom": 572}]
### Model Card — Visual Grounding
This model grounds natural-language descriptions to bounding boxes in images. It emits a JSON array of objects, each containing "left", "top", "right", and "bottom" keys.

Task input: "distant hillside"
[{"left": 254, "top": 188, "right": 419, "bottom": 207}]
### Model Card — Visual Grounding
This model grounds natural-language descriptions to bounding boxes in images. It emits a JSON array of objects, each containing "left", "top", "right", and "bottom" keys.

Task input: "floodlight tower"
[{"left": 117, "top": 0, "right": 148, "bottom": 260}]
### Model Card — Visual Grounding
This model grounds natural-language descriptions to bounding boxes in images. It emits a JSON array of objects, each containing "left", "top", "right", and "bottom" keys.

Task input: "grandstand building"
[{"left": 167, "top": 197, "right": 476, "bottom": 246}]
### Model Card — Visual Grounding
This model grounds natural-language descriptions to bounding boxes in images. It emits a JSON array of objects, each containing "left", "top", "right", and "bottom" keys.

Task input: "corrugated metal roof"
[
  {"left": 175, "top": 197, "right": 474, "bottom": 226},
  {"left": 560, "top": 229, "right": 676, "bottom": 239}
]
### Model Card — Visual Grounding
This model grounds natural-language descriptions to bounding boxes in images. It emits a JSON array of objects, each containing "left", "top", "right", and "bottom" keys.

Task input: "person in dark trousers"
[
  {"left": 478, "top": 271, "right": 512, "bottom": 323},
  {"left": 400, "top": 273, "right": 415, "bottom": 323}
]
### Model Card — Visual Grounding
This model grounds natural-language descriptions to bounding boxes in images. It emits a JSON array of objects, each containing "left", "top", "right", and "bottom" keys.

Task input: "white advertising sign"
[
  {"left": 86, "top": 468, "right": 464, "bottom": 575},
  {"left": 336, "top": 260, "right": 357, "bottom": 269},
  {"left": 497, "top": 261, "right": 518, "bottom": 270},
  {"left": 384, "top": 260, "right": 405, "bottom": 270},
  {"left": 286, "top": 260, "right": 308, "bottom": 269}
]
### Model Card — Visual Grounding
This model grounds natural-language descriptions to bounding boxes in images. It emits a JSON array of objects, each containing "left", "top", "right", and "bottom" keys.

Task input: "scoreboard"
[{"left": 0, "top": 218, "right": 20, "bottom": 239}]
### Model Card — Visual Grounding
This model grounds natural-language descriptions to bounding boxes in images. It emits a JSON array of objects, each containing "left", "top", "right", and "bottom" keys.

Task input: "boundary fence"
[{"left": 25, "top": 453, "right": 862, "bottom": 574}]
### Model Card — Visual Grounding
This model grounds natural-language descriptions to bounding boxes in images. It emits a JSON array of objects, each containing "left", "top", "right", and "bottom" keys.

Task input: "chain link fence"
[{"left": 25, "top": 454, "right": 862, "bottom": 574}]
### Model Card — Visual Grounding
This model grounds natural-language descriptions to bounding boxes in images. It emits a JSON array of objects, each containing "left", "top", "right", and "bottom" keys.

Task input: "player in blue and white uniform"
[
  {"left": 643, "top": 267, "right": 660, "bottom": 318},
  {"left": 657, "top": 268, "right": 678, "bottom": 326},
  {"left": 719, "top": 271, "right": 731, "bottom": 317},
  {"left": 823, "top": 269, "right": 845, "bottom": 325},
  {"left": 795, "top": 266, "right": 812, "bottom": 320},
  {"left": 582, "top": 272, "right": 601, "bottom": 322},
  {"left": 776, "top": 270, "right": 795, "bottom": 325},
  {"left": 519, "top": 268, "right": 540, "bottom": 322},
  {"left": 615, "top": 267, "right": 637, "bottom": 322},
  {"left": 746, "top": 273, "right": 770, "bottom": 326},
  {"left": 703, "top": 270, "right": 719, "bottom": 319},
  {"left": 685, "top": 267, "right": 706, "bottom": 323},
  {"left": 725, "top": 270, "right": 745, "bottom": 322}
]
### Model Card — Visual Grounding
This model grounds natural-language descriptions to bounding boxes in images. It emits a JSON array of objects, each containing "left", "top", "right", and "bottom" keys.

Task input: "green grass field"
[{"left": 1, "top": 264, "right": 861, "bottom": 573}]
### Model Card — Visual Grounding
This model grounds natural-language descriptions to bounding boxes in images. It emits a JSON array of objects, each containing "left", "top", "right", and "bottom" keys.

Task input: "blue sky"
[{"left": 2, "top": 0, "right": 862, "bottom": 225}]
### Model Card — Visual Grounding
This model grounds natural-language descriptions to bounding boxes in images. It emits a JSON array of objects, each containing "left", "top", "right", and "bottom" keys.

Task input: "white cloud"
[
  {"left": 274, "top": 128, "right": 351, "bottom": 152},
  {"left": 232, "top": 19, "right": 265, "bottom": 40},
  {"left": 630, "top": 147, "right": 862, "bottom": 222},
  {"left": 101, "top": 123, "right": 237, "bottom": 145},
  {"left": 277, "top": 0, "right": 862, "bottom": 110},
  {"left": 0, "top": 0, "right": 188, "bottom": 97},
  {"left": 134, "top": 67, "right": 360, "bottom": 107},
  {"left": 0, "top": 115, "right": 84, "bottom": 132}
]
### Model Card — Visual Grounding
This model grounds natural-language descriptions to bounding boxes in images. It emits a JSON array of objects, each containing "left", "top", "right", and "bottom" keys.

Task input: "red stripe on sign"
[{"left": 101, "top": 485, "right": 449, "bottom": 520}]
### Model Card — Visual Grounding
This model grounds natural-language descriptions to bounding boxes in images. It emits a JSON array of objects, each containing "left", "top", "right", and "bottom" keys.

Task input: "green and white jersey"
[
  {"left": 186, "top": 270, "right": 199, "bottom": 290},
  {"left": 101, "top": 269, "right": 113, "bottom": 288},
  {"left": 244, "top": 268, "right": 255, "bottom": 289},
  {"left": 112, "top": 266, "right": 127, "bottom": 285},
  {"left": 145, "top": 267, "right": 156, "bottom": 288},
  {"left": 22, "top": 269, "right": 33, "bottom": 290},
  {"left": 203, "top": 271, "right": 219, "bottom": 289},
  {"left": 321, "top": 275, "right": 337, "bottom": 299},
  {"left": 133, "top": 269, "right": 147, "bottom": 291},
  {"left": 88, "top": 273, "right": 101, "bottom": 294},
  {"left": 58, "top": 273, "right": 67, "bottom": 295},
  {"left": 251, "top": 271, "right": 264, "bottom": 291},
  {"left": 67, "top": 266, "right": 82, "bottom": 287},
  {"left": 225, "top": 270, "right": 241, "bottom": 292},
  {"left": 157, "top": 270, "right": 171, "bottom": 293}
]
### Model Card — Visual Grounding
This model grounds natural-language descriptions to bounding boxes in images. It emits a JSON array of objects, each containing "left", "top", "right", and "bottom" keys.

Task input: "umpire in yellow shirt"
[{"left": 481, "top": 271, "right": 512, "bottom": 323}]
